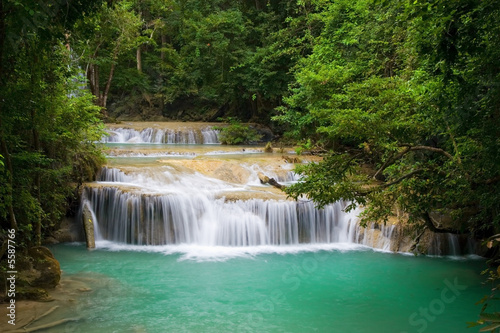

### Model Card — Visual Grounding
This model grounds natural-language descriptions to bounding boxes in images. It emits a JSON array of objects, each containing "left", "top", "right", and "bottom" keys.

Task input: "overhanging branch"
[
  {"left": 381, "top": 169, "right": 423, "bottom": 188},
  {"left": 399, "top": 144, "right": 454, "bottom": 161}
]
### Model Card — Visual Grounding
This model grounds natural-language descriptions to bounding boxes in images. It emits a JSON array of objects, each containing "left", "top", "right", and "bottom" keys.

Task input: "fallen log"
[{"left": 258, "top": 173, "right": 285, "bottom": 189}]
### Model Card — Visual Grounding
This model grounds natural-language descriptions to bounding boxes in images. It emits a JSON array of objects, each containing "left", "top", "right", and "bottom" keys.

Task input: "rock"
[
  {"left": 258, "top": 172, "right": 270, "bottom": 184},
  {"left": 82, "top": 203, "right": 96, "bottom": 249},
  {"left": 16, "top": 287, "right": 50, "bottom": 301},
  {"left": 28, "top": 246, "right": 61, "bottom": 289},
  {"left": 53, "top": 227, "right": 73, "bottom": 243},
  {"left": 264, "top": 142, "right": 273, "bottom": 153},
  {"left": 283, "top": 155, "right": 301, "bottom": 163},
  {"left": 42, "top": 237, "right": 59, "bottom": 245},
  {"left": 253, "top": 125, "right": 274, "bottom": 142}
]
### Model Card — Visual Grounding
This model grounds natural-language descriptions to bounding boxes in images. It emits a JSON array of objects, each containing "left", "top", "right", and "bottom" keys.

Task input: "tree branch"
[
  {"left": 358, "top": 169, "right": 424, "bottom": 197},
  {"left": 399, "top": 144, "right": 454, "bottom": 161},
  {"left": 410, "top": 226, "right": 427, "bottom": 252},
  {"left": 373, "top": 147, "right": 411, "bottom": 180},
  {"left": 381, "top": 169, "right": 423, "bottom": 188}
]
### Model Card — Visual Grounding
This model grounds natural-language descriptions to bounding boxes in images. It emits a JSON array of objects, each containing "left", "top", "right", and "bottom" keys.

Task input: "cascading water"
[
  {"left": 83, "top": 186, "right": 361, "bottom": 246},
  {"left": 82, "top": 161, "right": 469, "bottom": 255},
  {"left": 98, "top": 167, "right": 130, "bottom": 182},
  {"left": 82, "top": 163, "right": 407, "bottom": 253},
  {"left": 102, "top": 127, "right": 220, "bottom": 144},
  {"left": 84, "top": 124, "right": 468, "bottom": 256}
]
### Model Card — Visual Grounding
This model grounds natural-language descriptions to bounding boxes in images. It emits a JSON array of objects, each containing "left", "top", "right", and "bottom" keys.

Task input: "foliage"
[
  {"left": 213, "top": 118, "right": 262, "bottom": 145},
  {"left": 68, "top": 0, "right": 323, "bottom": 122},
  {"left": 0, "top": 0, "right": 105, "bottom": 248},
  {"left": 276, "top": 0, "right": 500, "bottom": 236},
  {"left": 71, "top": 0, "right": 144, "bottom": 110},
  {"left": 467, "top": 236, "right": 500, "bottom": 332}
]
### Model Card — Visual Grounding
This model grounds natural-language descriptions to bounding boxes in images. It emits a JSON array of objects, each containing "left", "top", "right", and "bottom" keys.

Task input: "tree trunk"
[
  {"left": 88, "top": 63, "right": 100, "bottom": 104},
  {"left": 32, "top": 119, "right": 41, "bottom": 246},
  {"left": 136, "top": 46, "right": 142, "bottom": 73},
  {"left": 30, "top": 49, "right": 42, "bottom": 246},
  {"left": 102, "top": 62, "right": 115, "bottom": 110},
  {"left": 30, "top": 117, "right": 41, "bottom": 245},
  {"left": 0, "top": 0, "right": 5, "bottom": 80},
  {"left": 0, "top": 2, "right": 17, "bottom": 231}
]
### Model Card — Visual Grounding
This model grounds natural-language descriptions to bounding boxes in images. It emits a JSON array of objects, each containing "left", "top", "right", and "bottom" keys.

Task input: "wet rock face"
[{"left": 82, "top": 203, "right": 96, "bottom": 249}]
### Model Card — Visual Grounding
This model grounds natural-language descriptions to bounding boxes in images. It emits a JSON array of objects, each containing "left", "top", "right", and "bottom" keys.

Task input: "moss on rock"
[{"left": 28, "top": 246, "right": 61, "bottom": 289}]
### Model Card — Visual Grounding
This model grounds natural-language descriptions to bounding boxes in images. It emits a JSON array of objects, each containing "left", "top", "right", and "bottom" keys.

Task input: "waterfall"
[
  {"left": 357, "top": 222, "right": 396, "bottom": 251},
  {"left": 87, "top": 121, "right": 469, "bottom": 255},
  {"left": 83, "top": 167, "right": 468, "bottom": 255},
  {"left": 447, "top": 233, "right": 460, "bottom": 256},
  {"left": 426, "top": 232, "right": 465, "bottom": 256},
  {"left": 98, "top": 167, "right": 130, "bottom": 182},
  {"left": 102, "top": 127, "right": 220, "bottom": 144},
  {"left": 83, "top": 186, "right": 362, "bottom": 247},
  {"left": 201, "top": 128, "right": 220, "bottom": 144},
  {"left": 80, "top": 185, "right": 469, "bottom": 256}
]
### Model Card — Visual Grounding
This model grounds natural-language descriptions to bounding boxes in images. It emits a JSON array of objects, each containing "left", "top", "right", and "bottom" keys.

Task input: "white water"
[
  {"left": 81, "top": 163, "right": 400, "bottom": 255},
  {"left": 85, "top": 186, "right": 363, "bottom": 247},
  {"left": 89, "top": 241, "right": 370, "bottom": 261},
  {"left": 102, "top": 127, "right": 220, "bottom": 144},
  {"left": 98, "top": 167, "right": 130, "bottom": 182},
  {"left": 82, "top": 137, "right": 467, "bottom": 257}
]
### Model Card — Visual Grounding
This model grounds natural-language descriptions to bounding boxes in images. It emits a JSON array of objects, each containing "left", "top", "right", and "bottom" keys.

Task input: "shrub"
[{"left": 214, "top": 118, "right": 263, "bottom": 145}]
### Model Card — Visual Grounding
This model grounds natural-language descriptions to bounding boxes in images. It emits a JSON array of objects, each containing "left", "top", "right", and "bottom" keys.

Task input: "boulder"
[{"left": 27, "top": 246, "right": 61, "bottom": 289}]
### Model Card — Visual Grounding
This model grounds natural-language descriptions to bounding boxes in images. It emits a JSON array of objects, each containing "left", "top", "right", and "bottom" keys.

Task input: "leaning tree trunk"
[
  {"left": 0, "top": 2, "right": 17, "bottom": 231},
  {"left": 101, "top": 62, "right": 115, "bottom": 112}
]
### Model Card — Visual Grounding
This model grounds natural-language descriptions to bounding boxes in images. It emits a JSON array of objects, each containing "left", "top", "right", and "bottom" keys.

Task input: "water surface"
[{"left": 50, "top": 244, "right": 487, "bottom": 333}]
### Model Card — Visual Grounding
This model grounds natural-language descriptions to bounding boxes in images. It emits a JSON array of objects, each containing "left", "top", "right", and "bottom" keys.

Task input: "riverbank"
[{"left": 0, "top": 273, "right": 100, "bottom": 332}]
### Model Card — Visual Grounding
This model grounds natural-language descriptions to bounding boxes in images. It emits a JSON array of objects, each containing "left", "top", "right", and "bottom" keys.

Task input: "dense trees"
[
  {"left": 71, "top": 0, "right": 319, "bottom": 122},
  {"left": 0, "top": 0, "right": 104, "bottom": 248},
  {"left": 277, "top": 0, "right": 499, "bottom": 239},
  {"left": 271, "top": 3, "right": 499, "bottom": 325}
]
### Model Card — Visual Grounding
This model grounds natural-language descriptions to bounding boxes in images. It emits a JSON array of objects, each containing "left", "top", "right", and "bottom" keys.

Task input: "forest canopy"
[
  {"left": 276, "top": 0, "right": 500, "bottom": 240},
  {"left": 0, "top": 0, "right": 105, "bottom": 247}
]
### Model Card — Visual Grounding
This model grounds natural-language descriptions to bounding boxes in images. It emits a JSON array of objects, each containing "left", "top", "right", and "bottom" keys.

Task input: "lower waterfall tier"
[
  {"left": 82, "top": 187, "right": 394, "bottom": 248},
  {"left": 81, "top": 186, "right": 475, "bottom": 256}
]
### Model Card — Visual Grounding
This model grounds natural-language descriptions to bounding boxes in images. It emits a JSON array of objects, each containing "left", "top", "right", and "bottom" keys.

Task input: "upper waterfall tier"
[{"left": 102, "top": 122, "right": 220, "bottom": 144}]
